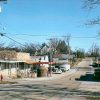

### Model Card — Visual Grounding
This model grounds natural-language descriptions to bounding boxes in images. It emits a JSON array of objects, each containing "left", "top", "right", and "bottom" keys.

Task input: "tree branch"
[
  {"left": 85, "top": 17, "right": 100, "bottom": 25},
  {"left": 83, "top": 0, "right": 100, "bottom": 10}
]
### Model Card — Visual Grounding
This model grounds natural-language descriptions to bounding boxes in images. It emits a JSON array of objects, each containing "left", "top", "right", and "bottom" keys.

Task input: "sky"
[{"left": 0, "top": 0, "right": 100, "bottom": 51}]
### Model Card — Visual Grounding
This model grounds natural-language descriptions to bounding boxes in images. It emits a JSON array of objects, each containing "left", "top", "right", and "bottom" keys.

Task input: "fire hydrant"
[{"left": 0, "top": 74, "right": 3, "bottom": 81}]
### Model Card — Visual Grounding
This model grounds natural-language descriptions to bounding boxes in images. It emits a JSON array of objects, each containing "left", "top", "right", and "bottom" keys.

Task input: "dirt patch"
[{"left": 0, "top": 81, "right": 17, "bottom": 84}]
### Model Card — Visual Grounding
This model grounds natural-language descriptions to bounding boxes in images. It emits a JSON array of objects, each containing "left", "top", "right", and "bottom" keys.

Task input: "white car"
[{"left": 60, "top": 64, "right": 70, "bottom": 71}]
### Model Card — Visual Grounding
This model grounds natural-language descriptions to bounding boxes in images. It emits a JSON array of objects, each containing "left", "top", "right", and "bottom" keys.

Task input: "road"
[{"left": 0, "top": 58, "right": 100, "bottom": 100}]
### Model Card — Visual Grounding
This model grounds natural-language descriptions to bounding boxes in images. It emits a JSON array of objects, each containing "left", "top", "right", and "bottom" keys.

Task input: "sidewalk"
[{"left": 6, "top": 69, "right": 76, "bottom": 83}]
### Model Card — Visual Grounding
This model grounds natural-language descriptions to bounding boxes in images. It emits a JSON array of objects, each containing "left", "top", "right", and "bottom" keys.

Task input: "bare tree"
[
  {"left": 83, "top": 0, "right": 100, "bottom": 25},
  {"left": 75, "top": 48, "right": 85, "bottom": 58},
  {"left": 4, "top": 42, "right": 21, "bottom": 52},
  {"left": 56, "top": 39, "right": 69, "bottom": 54},
  {"left": 21, "top": 43, "right": 37, "bottom": 55},
  {"left": 48, "top": 37, "right": 72, "bottom": 54},
  {"left": 0, "top": 41, "right": 5, "bottom": 50},
  {"left": 6, "top": 42, "right": 17, "bottom": 49},
  {"left": 85, "top": 17, "right": 100, "bottom": 25},
  {"left": 63, "top": 34, "right": 71, "bottom": 54},
  {"left": 88, "top": 43, "right": 100, "bottom": 57},
  {"left": 83, "top": 0, "right": 100, "bottom": 37},
  {"left": 48, "top": 38, "right": 59, "bottom": 54},
  {"left": 83, "top": 0, "right": 100, "bottom": 10}
]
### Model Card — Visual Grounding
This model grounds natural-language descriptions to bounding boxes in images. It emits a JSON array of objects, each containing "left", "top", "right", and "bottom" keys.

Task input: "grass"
[{"left": 0, "top": 81, "right": 17, "bottom": 84}]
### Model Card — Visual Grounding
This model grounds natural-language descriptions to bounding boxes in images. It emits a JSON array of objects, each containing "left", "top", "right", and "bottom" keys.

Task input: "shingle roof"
[{"left": 53, "top": 54, "right": 74, "bottom": 59}]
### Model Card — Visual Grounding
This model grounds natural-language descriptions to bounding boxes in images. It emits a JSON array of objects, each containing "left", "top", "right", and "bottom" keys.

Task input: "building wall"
[
  {"left": 31, "top": 55, "right": 49, "bottom": 67},
  {"left": 0, "top": 62, "right": 30, "bottom": 78},
  {"left": 17, "top": 52, "right": 31, "bottom": 61},
  {"left": 40, "top": 55, "right": 49, "bottom": 67},
  {"left": 32, "top": 56, "right": 40, "bottom": 62},
  {"left": 0, "top": 51, "right": 32, "bottom": 78},
  {"left": 0, "top": 51, "right": 31, "bottom": 61},
  {"left": 0, "top": 63, "right": 17, "bottom": 78},
  {"left": 0, "top": 50, "right": 17, "bottom": 60},
  {"left": 53, "top": 58, "right": 68, "bottom": 63}
]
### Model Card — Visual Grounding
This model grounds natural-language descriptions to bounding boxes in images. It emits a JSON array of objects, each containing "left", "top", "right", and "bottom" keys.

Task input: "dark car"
[{"left": 94, "top": 68, "right": 100, "bottom": 80}]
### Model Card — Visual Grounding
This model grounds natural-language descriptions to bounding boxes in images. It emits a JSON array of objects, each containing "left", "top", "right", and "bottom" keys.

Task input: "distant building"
[
  {"left": 31, "top": 55, "right": 49, "bottom": 68},
  {"left": 0, "top": 51, "right": 32, "bottom": 78},
  {"left": 53, "top": 54, "right": 74, "bottom": 64},
  {"left": 40, "top": 44, "right": 50, "bottom": 55},
  {"left": 53, "top": 54, "right": 75, "bottom": 65},
  {"left": 0, "top": 50, "right": 52, "bottom": 78},
  {"left": 52, "top": 54, "right": 72, "bottom": 70}
]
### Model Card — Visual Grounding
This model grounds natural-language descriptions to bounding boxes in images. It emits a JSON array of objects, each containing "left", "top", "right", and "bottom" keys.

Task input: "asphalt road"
[{"left": 0, "top": 58, "right": 100, "bottom": 100}]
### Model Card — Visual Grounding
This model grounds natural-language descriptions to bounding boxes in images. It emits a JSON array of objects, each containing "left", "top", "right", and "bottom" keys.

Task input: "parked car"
[
  {"left": 94, "top": 68, "right": 100, "bottom": 80},
  {"left": 60, "top": 67, "right": 66, "bottom": 72},
  {"left": 60, "top": 64, "right": 70, "bottom": 71},
  {"left": 52, "top": 68, "right": 62, "bottom": 74}
]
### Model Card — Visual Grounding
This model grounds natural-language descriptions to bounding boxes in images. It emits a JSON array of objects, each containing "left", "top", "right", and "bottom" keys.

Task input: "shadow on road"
[
  {"left": 75, "top": 72, "right": 100, "bottom": 82},
  {"left": 0, "top": 83, "right": 100, "bottom": 99},
  {"left": 0, "top": 84, "right": 100, "bottom": 97}
]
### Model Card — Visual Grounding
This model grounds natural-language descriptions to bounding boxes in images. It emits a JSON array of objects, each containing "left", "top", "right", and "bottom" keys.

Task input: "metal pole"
[{"left": 49, "top": 49, "right": 52, "bottom": 77}]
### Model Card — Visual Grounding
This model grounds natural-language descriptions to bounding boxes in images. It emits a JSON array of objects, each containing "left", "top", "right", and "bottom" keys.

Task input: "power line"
[
  {"left": 11, "top": 34, "right": 49, "bottom": 37},
  {"left": 71, "top": 36, "right": 96, "bottom": 38},
  {"left": 0, "top": 33, "right": 25, "bottom": 47},
  {"left": 0, "top": 32, "right": 98, "bottom": 47},
  {"left": 9, "top": 33, "right": 97, "bottom": 39}
]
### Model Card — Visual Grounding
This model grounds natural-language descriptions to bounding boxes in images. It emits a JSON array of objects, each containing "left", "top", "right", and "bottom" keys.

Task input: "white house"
[
  {"left": 53, "top": 54, "right": 71, "bottom": 71},
  {"left": 31, "top": 55, "right": 49, "bottom": 68}
]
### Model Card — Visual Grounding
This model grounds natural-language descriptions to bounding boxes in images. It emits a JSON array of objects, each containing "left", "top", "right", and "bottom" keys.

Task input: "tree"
[
  {"left": 63, "top": 34, "right": 71, "bottom": 54},
  {"left": 83, "top": 0, "right": 100, "bottom": 10},
  {"left": 83, "top": 0, "right": 100, "bottom": 26},
  {"left": 0, "top": 41, "right": 5, "bottom": 50},
  {"left": 39, "top": 43, "right": 49, "bottom": 55},
  {"left": 56, "top": 40, "right": 69, "bottom": 54},
  {"left": 88, "top": 43, "right": 100, "bottom": 57},
  {"left": 75, "top": 48, "right": 85, "bottom": 58},
  {"left": 48, "top": 38, "right": 59, "bottom": 54},
  {"left": 21, "top": 43, "right": 36, "bottom": 55},
  {"left": 4, "top": 42, "right": 21, "bottom": 52},
  {"left": 48, "top": 38, "right": 72, "bottom": 54}
]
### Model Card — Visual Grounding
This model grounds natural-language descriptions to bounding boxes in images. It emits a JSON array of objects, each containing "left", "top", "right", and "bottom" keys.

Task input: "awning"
[
  {"left": 25, "top": 61, "right": 55, "bottom": 65},
  {"left": 0, "top": 60, "right": 25, "bottom": 63}
]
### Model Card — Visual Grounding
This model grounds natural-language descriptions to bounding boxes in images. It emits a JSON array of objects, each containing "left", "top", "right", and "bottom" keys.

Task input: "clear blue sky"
[{"left": 0, "top": 0, "right": 100, "bottom": 51}]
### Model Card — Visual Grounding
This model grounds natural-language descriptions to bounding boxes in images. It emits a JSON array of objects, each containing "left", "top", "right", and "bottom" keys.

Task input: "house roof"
[
  {"left": 53, "top": 54, "right": 74, "bottom": 59},
  {"left": 41, "top": 43, "right": 49, "bottom": 49}
]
